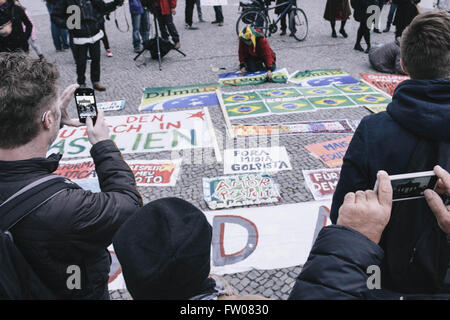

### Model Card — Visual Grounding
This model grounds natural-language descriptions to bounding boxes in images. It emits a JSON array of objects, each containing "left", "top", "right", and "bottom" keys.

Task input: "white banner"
[{"left": 201, "top": 0, "right": 228, "bottom": 6}]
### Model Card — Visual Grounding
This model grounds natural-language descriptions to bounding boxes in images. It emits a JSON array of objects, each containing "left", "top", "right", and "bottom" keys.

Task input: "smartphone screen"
[{"left": 75, "top": 88, "right": 97, "bottom": 124}]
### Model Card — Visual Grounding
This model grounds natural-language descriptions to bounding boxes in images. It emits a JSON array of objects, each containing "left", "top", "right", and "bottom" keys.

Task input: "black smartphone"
[{"left": 74, "top": 87, "right": 98, "bottom": 125}]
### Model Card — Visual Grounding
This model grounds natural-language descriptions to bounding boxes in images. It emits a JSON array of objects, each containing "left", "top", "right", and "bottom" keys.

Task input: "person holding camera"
[{"left": 51, "top": 0, "right": 125, "bottom": 91}]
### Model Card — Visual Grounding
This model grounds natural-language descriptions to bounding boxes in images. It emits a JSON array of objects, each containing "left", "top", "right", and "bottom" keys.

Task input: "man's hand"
[
  {"left": 86, "top": 110, "right": 110, "bottom": 145},
  {"left": 171, "top": 8, "right": 176, "bottom": 15},
  {"left": 424, "top": 165, "right": 450, "bottom": 234},
  {"left": 240, "top": 67, "right": 246, "bottom": 76},
  {"left": 337, "top": 171, "right": 393, "bottom": 244},
  {"left": 266, "top": 70, "right": 272, "bottom": 80},
  {"left": 59, "top": 84, "right": 82, "bottom": 127}
]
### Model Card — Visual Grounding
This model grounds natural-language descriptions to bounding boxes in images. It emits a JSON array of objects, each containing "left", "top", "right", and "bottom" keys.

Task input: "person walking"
[
  {"left": 352, "top": 0, "right": 377, "bottom": 53},
  {"left": 323, "top": 0, "right": 351, "bottom": 38},
  {"left": 393, "top": 0, "right": 420, "bottom": 42}
]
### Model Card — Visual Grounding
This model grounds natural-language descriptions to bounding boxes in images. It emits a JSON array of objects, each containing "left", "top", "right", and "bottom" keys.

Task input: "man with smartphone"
[
  {"left": 51, "top": 0, "right": 124, "bottom": 91},
  {"left": 330, "top": 11, "right": 450, "bottom": 295},
  {"left": 0, "top": 52, "right": 143, "bottom": 299}
]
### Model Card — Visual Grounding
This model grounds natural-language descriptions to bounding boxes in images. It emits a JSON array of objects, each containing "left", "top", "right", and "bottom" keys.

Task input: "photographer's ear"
[
  {"left": 400, "top": 59, "right": 409, "bottom": 76},
  {"left": 41, "top": 110, "right": 57, "bottom": 130}
]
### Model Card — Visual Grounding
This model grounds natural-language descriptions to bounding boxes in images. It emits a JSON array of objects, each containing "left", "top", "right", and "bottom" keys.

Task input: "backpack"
[
  {"left": 379, "top": 140, "right": 450, "bottom": 294},
  {"left": 0, "top": 175, "right": 80, "bottom": 300}
]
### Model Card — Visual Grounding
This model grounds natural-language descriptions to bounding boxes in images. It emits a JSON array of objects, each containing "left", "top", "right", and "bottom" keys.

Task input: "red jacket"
[
  {"left": 155, "top": 0, "right": 176, "bottom": 15},
  {"left": 238, "top": 37, "right": 276, "bottom": 71}
]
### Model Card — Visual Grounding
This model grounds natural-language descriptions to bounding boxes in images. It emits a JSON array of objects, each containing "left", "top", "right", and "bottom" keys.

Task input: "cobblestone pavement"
[{"left": 23, "top": 0, "right": 399, "bottom": 300}]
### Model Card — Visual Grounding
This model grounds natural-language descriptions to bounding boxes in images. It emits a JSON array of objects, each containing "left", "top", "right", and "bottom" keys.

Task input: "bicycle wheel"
[
  {"left": 236, "top": 10, "right": 269, "bottom": 37},
  {"left": 289, "top": 8, "right": 308, "bottom": 41}
]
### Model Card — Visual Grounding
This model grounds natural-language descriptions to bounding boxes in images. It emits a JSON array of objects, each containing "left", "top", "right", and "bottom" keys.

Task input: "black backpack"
[
  {"left": 379, "top": 140, "right": 450, "bottom": 294},
  {"left": 0, "top": 175, "right": 80, "bottom": 300}
]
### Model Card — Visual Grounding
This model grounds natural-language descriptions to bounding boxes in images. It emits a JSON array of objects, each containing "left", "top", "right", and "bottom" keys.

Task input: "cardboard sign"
[
  {"left": 223, "top": 147, "right": 292, "bottom": 174},
  {"left": 288, "top": 69, "right": 359, "bottom": 87},
  {"left": 304, "top": 136, "right": 353, "bottom": 168},
  {"left": 48, "top": 109, "right": 215, "bottom": 159},
  {"left": 360, "top": 73, "right": 409, "bottom": 96},
  {"left": 302, "top": 168, "right": 341, "bottom": 201},
  {"left": 231, "top": 120, "right": 354, "bottom": 137},
  {"left": 218, "top": 68, "right": 289, "bottom": 86},
  {"left": 203, "top": 174, "right": 281, "bottom": 209},
  {"left": 54, "top": 158, "right": 183, "bottom": 188},
  {"left": 139, "top": 83, "right": 219, "bottom": 111},
  {"left": 97, "top": 100, "right": 125, "bottom": 111}
]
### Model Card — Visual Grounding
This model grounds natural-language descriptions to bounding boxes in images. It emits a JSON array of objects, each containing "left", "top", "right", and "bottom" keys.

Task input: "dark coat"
[
  {"left": 289, "top": 225, "right": 450, "bottom": 299},
  {"left": 324, "top": 0, "right": 352, "bottom": 22},
  {"left": 351, "top": 0, "right": 377, "bottom": 22},
  {"left": 368, "top": 42, "right": 406, "bottom": 75},
  {"left": 393, "top": 0, "right": 419, "bottom": 30},
  {"left": 330, "top": 78, "right": 450, "bottom": 294},
  {"left": 0, "top": 1, "right": 32, "bottom": 53},
  {"left": 0, "top": 140, "right": 143, "bottom": 299},
  {"left": 51, "top": 0, "right": 120, "bottom": 38},
  {"left": 239, "top": 36, "right": 276, "bottom": 71}
]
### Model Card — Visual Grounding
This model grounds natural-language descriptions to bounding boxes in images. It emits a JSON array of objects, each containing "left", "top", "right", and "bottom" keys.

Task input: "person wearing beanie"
[
  {"left": 238, "top": 25, "right": 276, "bottom": 80},
  {"left": 113, "top": 197, "right": 269, "bottom": 300},
  {"left": 0, "top": 0, "right": 32, "bottom": 53}
]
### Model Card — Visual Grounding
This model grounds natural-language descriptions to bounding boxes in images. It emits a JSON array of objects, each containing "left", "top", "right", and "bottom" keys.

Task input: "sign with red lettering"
[
  {"left": 360, "top": 73, "right": 409, "bottom": 96},
  {"left": 47, "top": 109, "right": 215, "bottom": 159},
  {"left": 203, "top": 174, "right": 282, "bottom": 209},
  {"left": 302, "top": 168, "right": 341, "bottom": 200},
  {"left": 54, "top": 159, "right": 183, "bottom": 189},
  {"left": 304, "top": 136, "right": 353, "bottom": 168}
]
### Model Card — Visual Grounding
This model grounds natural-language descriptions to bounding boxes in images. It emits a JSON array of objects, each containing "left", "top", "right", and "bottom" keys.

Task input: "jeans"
[
  {"left": 155, "top": 7, "right": 180, "bottom": 43},
  {"left": 213, "top": 6, "right": 223, "bottom": 22},
  {"left": 195, "top": 0, "right": 203, "bottom": 20},
  {"left": 131, "top": 10, "right": 151, "bottom": 50},
  {"left": 185, "top": 0, "right": 196, "bottom": 26},
  {"left": 72, "top": 40, "right": 101, "bottom": 85},
  {"left": 46, "top": 2, "right": 69, "bottom": 50}
]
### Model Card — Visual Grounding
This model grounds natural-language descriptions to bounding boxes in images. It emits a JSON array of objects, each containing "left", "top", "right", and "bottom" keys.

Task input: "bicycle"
[{"left": 236, "top": 0, "right": 308, "bottom": 41}]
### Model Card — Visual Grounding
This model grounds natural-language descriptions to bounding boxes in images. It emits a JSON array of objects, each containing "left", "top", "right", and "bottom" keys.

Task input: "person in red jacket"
[
  {"left": 238, "top": 26, "right": 276, "bottom": 80},
  {"left": 150, "top": 0, "right": 180, "bottom": 48}
]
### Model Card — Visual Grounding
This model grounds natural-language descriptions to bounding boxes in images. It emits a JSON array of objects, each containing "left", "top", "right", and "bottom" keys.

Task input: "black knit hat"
[{"left": 112, "top": 197, "right": 213, "bottom": 300}]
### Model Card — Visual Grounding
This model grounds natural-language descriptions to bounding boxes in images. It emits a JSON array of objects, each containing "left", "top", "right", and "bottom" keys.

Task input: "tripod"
[{"left": 133, "top": 11, "right": 186, "bottom": 71}]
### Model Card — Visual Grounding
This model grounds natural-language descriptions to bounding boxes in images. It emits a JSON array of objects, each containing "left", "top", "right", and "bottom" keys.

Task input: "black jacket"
[
  {"left": 351, "top": 0, "right": 377, "bottom": 22},
  {"left": 330, "top": 78, "right": 450, "bottom": 294},
  {"left": 51, "top": 0, "right": 120, "bottom": 39},
  {"left": 0, "top": 140, "right": 143, "bottom": 299},
  {"left": 289, "top": 226, "right": 450, "bottom": 299},
  {"left": 0, "top": 1, "right": 32, "bottom": 53}
]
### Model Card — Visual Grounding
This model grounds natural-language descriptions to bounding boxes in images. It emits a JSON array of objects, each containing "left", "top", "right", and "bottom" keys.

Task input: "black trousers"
[
  {"left": 155, "top": 8, "right": 180, "bottom": 43},
  {"left": 185, "top": 0, "right": 196, "bottom": 26},
  {"left": 72, "top": 40, "right": 101, "bottom": 85},
  {"left": 100, "top": 23, "right": 110, "bottom": 50},
  {"left": 245, "top": 57, "right": 276, "bottom": 73}
]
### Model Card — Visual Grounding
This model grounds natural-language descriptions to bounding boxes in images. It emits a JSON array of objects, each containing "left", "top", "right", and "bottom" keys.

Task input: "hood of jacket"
[{"left": 387, "top": 78, "right": 450, "bottom": 142}]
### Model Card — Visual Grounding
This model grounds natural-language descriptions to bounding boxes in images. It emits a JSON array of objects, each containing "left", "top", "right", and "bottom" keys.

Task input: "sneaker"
[
  {"left": 93, "top": 84, "right": 106, "bottom": 91},
  {"left": 383, "top": 26, "right": 391, "bottom": 33},
  {"left": 331, "top": 30, "right": 337, "bottom": 38},
  {"left": 354, "top": 43, "right": 364, "bottom": 52},
  {"left": 365, "top": 46, "right": 371, "bottom": 54},
  {"left": 374, "top": 28, "right": 382, "bottom": 34},
  {"left": 211, "top": 20, "right": 220, "bottom": 24},
  {"left": 106, "top": 49, "right": 113, "bottom": 57},
  {"left": 280, "top": 30, "right": 286, "bottom": 36},
  {"left": 185, "top": 24, "right": 198, "bottom": 30},
  {"left": 174, "top": 42, "right": 180, "bottom": 49},
  {"left": 339, "top": 29, "right": 348, "bottom": 38},
  {"left": 218, "top": 22, "right": 224, "bottom": 27}
]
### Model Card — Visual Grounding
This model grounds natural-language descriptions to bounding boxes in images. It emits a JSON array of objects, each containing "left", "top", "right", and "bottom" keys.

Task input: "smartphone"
[
  {"left": 374, "top": 171, "right": 438, "bottom": 202},
  {"left": 74, "top": 87, "right": 98, "bottom": 125}
]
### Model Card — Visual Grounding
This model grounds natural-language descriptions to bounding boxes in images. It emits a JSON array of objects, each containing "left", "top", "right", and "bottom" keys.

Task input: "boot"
[
  {"left": 354, "top": 43, "right": 364, "bottom": 52},
  {"left": 383, "top": 25, "right": 391, "bottom": 32}
]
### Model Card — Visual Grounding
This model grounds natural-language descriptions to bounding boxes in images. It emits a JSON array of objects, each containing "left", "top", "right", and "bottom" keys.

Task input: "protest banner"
[
  {"left": 365, "top": 105, "right": 387, "bottom": 113},
  {"left": 360, "top": 73, "right": 409, "bottom": 96},
  {"left": 302, "top": 168, "right": 341, "bottom": 201},
  {"left": 203, "top": 173, "right": 282, "bottom": 209},
  {"left": 223, "top": 147, "right": 292, "bottom": 175},
  {"left": 97, "top": 100, "right": 125, "bottom": 111},
  {"left": 54, "top": 158, "right": 183, "bottom": 188},
  {"left": 231, "top": 120, "right": 354, "bottom": 137},
  {"left": 218, "top": 68, "right": 289, "bottom": 86},
  {"left": 304, "top": 136, "right": 353, "bottom": 168},
  {"left": 225, "top": 101, "right": 270, "bottom": 119},
  {"left": 47, "top": 109, "right": 216, "bottom": 159},
  {"left": 139, "top": 83, "right": 219, "bottom": 111},
  {"left": 108, "top": 200, "right": 332, "bottom": 290},
  {"left": 288, "top": 68, "right": 359, "bottom": 87},
  {"left": 201, "top": 0, "right": 228, "bottom": 5}
]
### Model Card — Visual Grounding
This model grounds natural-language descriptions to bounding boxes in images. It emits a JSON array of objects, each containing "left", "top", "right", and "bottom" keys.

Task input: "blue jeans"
[
  {"left": 46, "top": 2, "right": 69, "bottom": 50},
  {"left": 131, "top": 10, "right": 151, "bottom": 50},
  {"left": 387, "top": 3, "right": 397, "bottom": 26}
]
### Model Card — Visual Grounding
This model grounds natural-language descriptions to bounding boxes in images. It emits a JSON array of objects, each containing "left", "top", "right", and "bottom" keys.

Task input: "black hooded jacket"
[
  {"left": 0, "top": 0, "right": 32, "bottom": 53},
  {"left": 0, "top": 140, "right": 143, "bottom": 299}
]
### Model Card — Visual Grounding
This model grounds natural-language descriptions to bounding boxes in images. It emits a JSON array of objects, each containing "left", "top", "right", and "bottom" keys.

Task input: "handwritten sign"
[
  {"left": 304, "top": 136, "right": 353, "bottom": 168},
  {"left": 223, "top": 147, "right": 292, "bottom": 174}
]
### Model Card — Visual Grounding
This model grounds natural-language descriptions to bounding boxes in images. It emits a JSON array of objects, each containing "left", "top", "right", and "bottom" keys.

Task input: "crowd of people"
[{"left": 0, "top": 0, "right": 449, "bottom": 301}]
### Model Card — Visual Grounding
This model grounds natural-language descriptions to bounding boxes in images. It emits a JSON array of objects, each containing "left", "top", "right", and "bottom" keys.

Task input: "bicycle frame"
[{"left": 263, "top": 0, "right": 296, "bottom": 27}]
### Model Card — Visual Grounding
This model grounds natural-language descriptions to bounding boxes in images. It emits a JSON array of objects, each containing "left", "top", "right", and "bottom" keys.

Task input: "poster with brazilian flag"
[
  {"left": 308, "top": 95, "right": 356, "bottom": 109},
  {"left": 348, "top": 93, "right": 391, "bottom": 105},
  {"left": 221, "top": 90, "right": 261, "bottom": 105},
  {"left": 139, "top": 83, "right": 219, "bottom": 111},
  {"left": 226, "top": 101, "right": 270, "bottom": 118},
  {"left": 288, "top": 68, "right": 359, "bottom": 87},
  {"left": 297, "top": 86, "right": 342, "bottom": 97},
  {"left": 218, "top": 68, "right": 289, "bottom": 87},
  {"left": 266, "top": 98, "right": 315, "bottom": 114},
  {"left": 257, "top": 87, "right": 303, "bottom": 101},
  {"left": 334, "top": 82, "right": 376, "bottom": 94}
]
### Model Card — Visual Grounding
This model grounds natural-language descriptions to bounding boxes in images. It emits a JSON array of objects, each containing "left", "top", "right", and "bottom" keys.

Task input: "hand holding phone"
[
  {"left": 85, "top": 110, "right": 110, "bottom": 145},
  {"left": 74, "top": 87, "right": 98, "bottom": 125}
]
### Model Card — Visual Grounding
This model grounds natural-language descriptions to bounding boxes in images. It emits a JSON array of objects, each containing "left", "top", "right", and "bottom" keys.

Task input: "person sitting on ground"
[
  {"left": 238, "top": 25, "right": 276, "bottom": 80},
  {"left": 368, "top": 41, "right": 407, "bottom": 74},
  {"left": 0, "top": 52, "right": 143, "bottom": 299},
  {"left": 0, "top": 0, "right": 32, "bottom": 53},
  {"left": 113, "top": 197, "right": 270, "bottom": 300},
  {"left": 330, "top": 10, "right": 450, "bottom": 295},
  {"left": 290, "top": 167, "right": 450, "bottom": 299}
]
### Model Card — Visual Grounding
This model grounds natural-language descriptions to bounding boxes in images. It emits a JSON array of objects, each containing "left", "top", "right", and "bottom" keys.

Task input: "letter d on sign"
[
  {"left": 212, "top": 215, "right": 258, "bottom": 267},
  {"left": 66, "top": 265, "right": 81, "bottom": 290}
]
